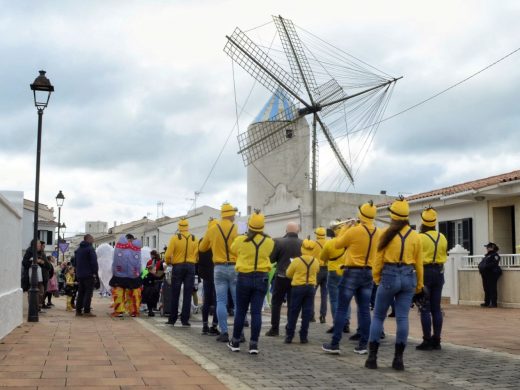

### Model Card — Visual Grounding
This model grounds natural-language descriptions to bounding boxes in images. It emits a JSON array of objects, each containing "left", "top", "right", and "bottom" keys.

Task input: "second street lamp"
[{"left": 55, "top": 190, "right": 65, "bottom": 263}]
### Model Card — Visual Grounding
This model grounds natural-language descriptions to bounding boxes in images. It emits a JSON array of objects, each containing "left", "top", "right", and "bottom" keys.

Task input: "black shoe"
[
  {"left": 208, "top": 326, "right": 220, "bottom": 336},
  {"left": 388, "top": 311, "right": 396, "bottom": 318},
  {"left": 392, "top": 343, "right": 406, "bottom": 371},
  {"left": 166, "top": 319, "right": 176, "bottom": 325},
  {"left": 181, "top": 322, "right": 191, "bottom": 327},
  {"left": 202, "top": 325, "right": 210, "bottom": 335},
  {"left": 380, "top": 331, "right": 386, "bottom": 340},
  {"left": 75, "top": 312, "right": 83, "bottom": 317},
  {"left": 284, "top": 336, "right": 292, "bottom": 344},
  {"left": 265, "top": 328, "right": 279, "bottom": 337},
  {"left": 488, "top": 304, "right": 498, "bottom": 308},
  {"left": 300, "top": 338, "right": 308, "bottom": 344},
  {"left": 249, "top": 342, "right": 259, "bottom": 355},
  {"left": 310, "top": 317, "right": 316, "bottom": 323},
  {"left": 354, "top": 345, "right": 368, "bottom": 354},
  {"left": 431, "top": 337, "right": 442, "bottom": 350},
  {"left": 416, "top": 338, "right": 433, "bottom": 351},
  {"left": 319, "top": 315, "right": 326, "bottom": 324},
  {"left": 216, "top": 332, "right": 229, "bottom": 342},
  {"left": 349, "top": 333, "right": 361, "bottom": 341},
  {"left": 148, "top": 311, "right": 155, "bottom": 317},
  {"left": 244, "top": 319, "right": 250, "bottom": 328},
  {"left": 365, "top": 341, "right": 379, "bottom": 369},
  {"left": 227, "top": 309, "right": 234, "bottom": 317},
  {"left": 343, "top": 324, "right": 350, "bottom": 334},
  {"left": 326, "top": 326, "right": 334, "bottom": 334},
  {"left": 227, "top": 339, "right": 240, "bottom": 352},
  {"left": 322, "top": 343, "right": 340, "bottom": 354},
  {"left": 480, "top": 303, "right": 489, "bottom": 307}
]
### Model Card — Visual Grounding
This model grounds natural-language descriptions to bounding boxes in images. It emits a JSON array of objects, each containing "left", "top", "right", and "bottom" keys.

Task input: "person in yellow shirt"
[
  {"left": 285, "top": 239, "right": 320, "bottom": 344},
  {"left": 416, "top": 207, "right": 447, "bottom": 351},
  {"left": 312, "top": 227, "right": 328, "bottom": 324},
  {"left": 164, "top": 218, "right": 198, "bottom": 327},
  {"left": 320, "top": 222, "right": 348, "bottom": 333},
  {"left": 199, "top": 202, "right": 239, "bottom": 342},
  {"left": 322, "top": 201, "right": 380, "bottom": 355},
  {"left": 227, "top": 211, "right": 274, "bottom": 354},
  {"left": 365, "top": 197, "right": 424, "bottom": 371}
]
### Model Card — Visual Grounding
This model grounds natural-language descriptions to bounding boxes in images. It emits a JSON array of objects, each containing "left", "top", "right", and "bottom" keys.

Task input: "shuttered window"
[{"left": 438, "top": 218, "right": 473, "bottom": 254}]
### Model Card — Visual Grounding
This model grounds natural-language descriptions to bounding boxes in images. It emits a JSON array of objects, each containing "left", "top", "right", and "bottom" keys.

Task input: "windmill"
[{"left": 224, "top": 15, "right": 401, "bottom": 227}]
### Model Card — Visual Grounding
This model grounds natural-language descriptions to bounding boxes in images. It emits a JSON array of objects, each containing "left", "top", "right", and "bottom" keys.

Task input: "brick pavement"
[{"left": 0, "top": 297, "right": 226, "bottom": 389}]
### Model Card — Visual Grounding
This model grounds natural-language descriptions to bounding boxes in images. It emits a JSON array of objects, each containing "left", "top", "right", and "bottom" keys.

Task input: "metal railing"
[{"left": 460, "top": 254, "right": 520, "bottom": 269}]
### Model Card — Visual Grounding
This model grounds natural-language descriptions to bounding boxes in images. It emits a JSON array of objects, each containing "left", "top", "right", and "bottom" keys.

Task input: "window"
[
  {"left": 152, "top": 235, "right": 157, "bottom": 249},
  {"left": 47, "top": 231, "right": 53, "bottom": 245},
  {"left": 439, "top": 218, "right": 473, "bottom": 254},
  {"left": 146, "top": 237, "right": 150, "bottom": 246}
]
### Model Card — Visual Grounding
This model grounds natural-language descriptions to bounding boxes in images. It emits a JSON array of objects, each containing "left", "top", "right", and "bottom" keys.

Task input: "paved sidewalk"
[{"left": 0, "top": 297, "right": 225, "bottom": 389}]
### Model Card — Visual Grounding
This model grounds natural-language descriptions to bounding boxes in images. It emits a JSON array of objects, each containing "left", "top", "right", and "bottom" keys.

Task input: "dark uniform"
[{"left": 478, "top": 243, "right": 502, "bottom": 307}]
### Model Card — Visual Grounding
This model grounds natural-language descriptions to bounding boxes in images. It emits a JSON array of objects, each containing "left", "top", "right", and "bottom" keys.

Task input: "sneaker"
[
  {"left": 249, "top": 342, "right": 259, "bottom": 355},
  {"left": 319, "top": 315, "right": 326, "bottom": 324},
  {"left": 166, "top": 319, "right": 176, "bottom": 325},
  {"left": 181, "top": 322, "right": 191, "bottom": 327},
  {"left": 322, "top": 343, "right": 340, "bottom": 354},
  {"left": 39, "top": 309, "right": 46, "bottom": 314},
  {"left": 202, "top": 325, "right": 210, "bottom": 335},
  {"left": 354, "top": 345, "right": 368, "bottom": 354},
  {"left": 227, "top": 339, "right": 240, "bottom": 352},
  {"left": 265, "top": 328, "right": 279, "bottom": 337},
  {"left": 284, "top": 336, "right": 292, "bottom": 344},
  {"left": 83, "top": 312, "right": 96, "bottom": 318},
  {"left": 208, "top": 326, "right": 220, "bottom": 336},
  {"left": 349, "top": 333, "right": 361, "bottom": 341},
  {"left": 216, "top": 333, "right": 229, "bottom": 343},
  {"left": 130, "top": 313, "right": 137, "bottom": 318}
]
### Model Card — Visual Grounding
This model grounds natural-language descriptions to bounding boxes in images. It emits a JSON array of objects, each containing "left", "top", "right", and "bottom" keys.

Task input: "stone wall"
[{"left": 458, "top": 269, "right": 520, "bottom": 308}]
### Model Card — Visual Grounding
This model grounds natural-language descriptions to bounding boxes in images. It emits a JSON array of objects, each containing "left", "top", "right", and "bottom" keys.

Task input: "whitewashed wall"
[{"left": 0, "top": 191, "right": 24, "bottom": 340}]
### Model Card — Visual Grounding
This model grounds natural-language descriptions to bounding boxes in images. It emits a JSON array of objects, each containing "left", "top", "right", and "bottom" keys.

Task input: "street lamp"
[
  {"left": 28, "top": 70, "right": 54, "bottom": 323},
  {"left": 61, "top": 223, "right": 67, "bottom": 264},
  {"left": 55, "top": 191, "right": 65, "bottom": 263}
]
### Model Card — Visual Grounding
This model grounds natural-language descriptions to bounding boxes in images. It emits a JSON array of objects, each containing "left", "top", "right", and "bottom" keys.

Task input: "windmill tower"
[{"left": 246, "top": 90, "right": 310, "bottom": 214}]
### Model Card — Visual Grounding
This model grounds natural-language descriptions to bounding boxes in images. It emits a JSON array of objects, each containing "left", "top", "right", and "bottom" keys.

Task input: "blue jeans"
[
  {"left": 369, "top": 264, "right": 416, "bottom": 345},
  {"left": 170, "top": 263, "right": 195, "bottom": 324},
  {"left": 315, "top": 267, "right": 328, "bottom": 317},
  {"left": 214, "top": 264, "right": 237, "bottom": 334},
  {"left": 232, "top": 272, "right": 268, "bottom": 343},
  {"left": 420, "top": 265, "right": 444, "bottom": 339},
  {"left": 328, "top": 271, "right": 350, "bottom": 323},
  {"left": 331, "top": 268, "right": 373, "bottom": 347},
  {"left": 286, "top": 285, "right": 315, "bottom": 340}
]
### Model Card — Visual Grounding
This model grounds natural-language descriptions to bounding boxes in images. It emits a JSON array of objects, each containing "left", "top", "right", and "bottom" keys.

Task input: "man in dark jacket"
[
  {"left": 74, "top": 234, "right": 99, "bottom": 317},
  {"left": 479, "top": 242, "right": 502, "bottom": 308},
  {"left": 265, "top": 222, "right": 303, "bottom": 336}
]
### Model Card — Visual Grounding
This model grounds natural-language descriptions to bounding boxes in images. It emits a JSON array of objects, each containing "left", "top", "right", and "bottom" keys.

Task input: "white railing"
[{"left": 460, "top": 254, "right": 520, "bottom": 269}]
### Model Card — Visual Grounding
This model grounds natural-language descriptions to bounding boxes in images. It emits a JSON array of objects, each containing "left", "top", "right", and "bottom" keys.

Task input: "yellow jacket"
[
  {"left": 165, "top": 233, "right": 199, "bottom": 265},
  {"left": 312, "top": 237, "right": 328, "bottom": 267},
  {"left": 286, "top": 255, "right": 320, "bottom": 286},
  {"left": 199, "top": 219, "right": 238, "bottom": 264},
  {"left": 232, "top": 234, "right": 274, "bottom": 273},
  {"left": 320, "top": 238, "right": 346, "bottom": 273},
  {"left": 373, "top": 226, "right": 424, "bottom": 292},
  {"left": 420, "top": 231, "right": 448, "bottom": 265},
  {"left": 335, "top": 222, "right": 380, "bottom": 268}
]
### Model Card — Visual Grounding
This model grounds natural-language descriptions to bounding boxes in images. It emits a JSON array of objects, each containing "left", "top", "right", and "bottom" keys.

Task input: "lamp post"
[
  {"left": 55, "top": 191, "right": 65, "bottom": 263},
  {"left": 61, "top": 223, "right": 67, "bottom": 264},
  {"left": 28, "top": 70, "right": 54, "bottom": 323}
]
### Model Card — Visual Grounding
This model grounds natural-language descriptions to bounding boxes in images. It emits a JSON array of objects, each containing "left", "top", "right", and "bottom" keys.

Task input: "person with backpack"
[{"left": 165, "top": 219, "right": 199, "bottom": 326}]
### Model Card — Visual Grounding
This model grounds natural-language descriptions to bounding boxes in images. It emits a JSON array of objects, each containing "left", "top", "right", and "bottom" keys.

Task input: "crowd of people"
[{"left": 20, "top": 197, "right": 503, "bottom": 371}]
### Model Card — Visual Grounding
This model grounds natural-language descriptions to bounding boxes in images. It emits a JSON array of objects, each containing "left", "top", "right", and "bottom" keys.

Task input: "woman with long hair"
[
  {"left": 365, "top": 197, "right": 424, "bottom": 371},
  {"left": 228, "top": 210, "right": 274, "bottom": 354}
]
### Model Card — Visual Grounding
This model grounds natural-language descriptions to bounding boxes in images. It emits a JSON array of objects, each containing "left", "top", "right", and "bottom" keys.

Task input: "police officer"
[
  {"left": 478, "top": 242, "right": 502, "bottom": 308},
  {"left": 416, "top": 207, "right": 448, "bottom": 351}
]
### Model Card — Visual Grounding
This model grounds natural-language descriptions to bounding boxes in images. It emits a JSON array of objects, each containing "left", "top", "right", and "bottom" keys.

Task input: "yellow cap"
[
  {"left": 358, "top": 200, "right": 376, "bottom": 222},
  {"left": 301, "top": 238, "right": 316, "bottom": 255},
  {"left": 221, "top": 202, "right": 237, "bottom": 218},
  {"left": 421, "top": 207, "right": 437, "bottom": 227},
  {"left": 248, "top": 210, "right": 264, "bottom": 233},
  {"left": 178, "top": 218, "right": 189, "bottom": 232},
  {"left": 314, "top": 227, "right": 326, "bottom": 237},
  {"left": 207, "top": 217, "right": 218, "bottom": 230},
  {"left": 388, "top": 197, "right": 409, "bottom": 221}
]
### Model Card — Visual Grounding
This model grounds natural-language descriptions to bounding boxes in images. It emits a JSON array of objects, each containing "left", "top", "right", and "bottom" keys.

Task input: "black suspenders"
[
  {"left": 361, "top": 225, "right": 377, "bottom": 266},
  {"left": 251, "top": 236, "right": 267, "bottom": 271},
  {"left": 422, "top": 231, "right": 441, "bottom": 263},
  {"left": 397, "top": 228, "right": 413, "bottom": 264},
  {"left": 298, "top": 257, "right": 316, "bottom": 284},
  {"left": 217, "top": 224, "right": 235, "bottom": 262}
]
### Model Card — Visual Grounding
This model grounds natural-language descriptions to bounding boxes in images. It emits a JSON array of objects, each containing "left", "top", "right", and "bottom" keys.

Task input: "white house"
[
  {"left": 22, "top": 199, "right": 58, "bottom": 256},
  {"left": 0, "top": 191, "right": 24, "bottom": 339}
]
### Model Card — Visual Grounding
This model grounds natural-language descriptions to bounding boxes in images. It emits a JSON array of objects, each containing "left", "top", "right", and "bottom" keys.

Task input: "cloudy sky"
[{"left": 2, "top": 0, "right": 520, "bottom": 237}]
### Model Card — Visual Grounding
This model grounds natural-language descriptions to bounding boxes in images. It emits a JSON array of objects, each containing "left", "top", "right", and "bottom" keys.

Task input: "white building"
[
  {"left": 246, "top": 92, "right": 391, "bottom": 238},
  {"left": 85, "top": 221, "right": 108, "bottom": 234},
  {"left": 22, "top": 199, "right": 58, "bottom": 256},
  {"left": 0, "top": 191, "right": 24, "bottom": 339}
]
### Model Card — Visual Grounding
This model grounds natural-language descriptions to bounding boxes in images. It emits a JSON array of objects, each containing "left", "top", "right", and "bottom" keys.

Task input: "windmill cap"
[
  {"left": 221, "top": 202, "right": 237, "bottom": 217},
  {"left": 301, "top": 238, "right": 316, "bottom": 255},
  {"left": 421, "top": 207, "right": 437, "bottom": 227},
  {"left": 358, "top": 201, "right": 376, "bottom": 221},
  {"left": 388, "top": 198, "right": 409, "bottom": 221},
  {"left": 178, "top": 218, "right": 189, "bottom": 231},
  {"left": 314, "top": 227, "right": 326, "bottom": 237},
  {"left": 248, "top": 210, "right": 265, "bottom": 233}
]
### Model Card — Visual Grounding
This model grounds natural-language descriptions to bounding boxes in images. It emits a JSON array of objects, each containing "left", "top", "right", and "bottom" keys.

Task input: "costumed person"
[
  {"left": 285, "top": 238, "right": 320, "bottom": 344},
  {"left": 65, "top": 265, "right": 77, "bottom": 311},
  {"left": 228, "top": 211, "right": 274, "bottom": 354},
  {"left": 416, "top": 207, "right": 448, "bottom": 351},
  {"left": 165, "top": 218, "right": 198, "bottom": 326},
  {"left": 320, "top": 221, "right": 348, "bottom": 334},
  {"left": 109, "top": 234, "right": 143, "bottom": 317},
  {"left": 365, "top": 197, "right": 424, "bottom": 371},
  {"left": 478, "top": 242, "right": 502, "bottom": 308},
  {"left": 199, "top": 203, "right": 239, "bottom": 342},
  {"left": 312, "top": 227, "right": 328, "bottom": 324},
  {"left": 199, "top": 218, "right": 220, "bottom": 336},
  {"left": 265, "top": 222, "right": 302, "bottom": 337},
  {"left": 96, "top": 243, "right": 114, "bottom": 297},
  {"left": 322, "top": 201, "right": 380, "bottom": 355},
  {"left": 142, "top": 250, "right": 164, "bottom": 317}
]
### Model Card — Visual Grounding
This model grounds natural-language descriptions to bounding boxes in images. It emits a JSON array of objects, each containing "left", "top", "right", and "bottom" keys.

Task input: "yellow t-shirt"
[
  {"left": 312, "top": 237, "right": 328, "bottom": 267},
  {"left": 420, "top": 231, "right": 448, "bottom": 265},
  {"left": 232, "top": 234, "right": 274, "bottom": 273},
  {"left": 320, "top": 238, "right": 346, "bottom": 273},
  {"left": 164, "top": 233, "right": 199, "bottom": 265},
  {"left": 286, "top": 255, "right": 320, "bottom": 286},
  {"left": 199, "top": 219, "right": 238, "bottom": 263},
  {"left": 335, "top": 222, "right": 380, "bottom": 268}
]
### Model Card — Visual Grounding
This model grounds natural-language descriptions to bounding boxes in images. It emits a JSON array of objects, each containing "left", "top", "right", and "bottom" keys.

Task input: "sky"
[{"left": 1, "top": 0, "right": 520, "bottom": 237}]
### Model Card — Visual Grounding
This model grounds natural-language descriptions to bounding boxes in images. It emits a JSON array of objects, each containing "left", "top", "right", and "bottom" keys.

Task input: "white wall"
[{"left": 0, "top": 191, "right": 24, "bottom": 340}]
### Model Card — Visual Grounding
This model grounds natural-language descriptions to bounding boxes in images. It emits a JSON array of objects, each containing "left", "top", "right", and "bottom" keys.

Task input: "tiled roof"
[{"left": 378, "top": 169, "right": 520, "bottom": 206}]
